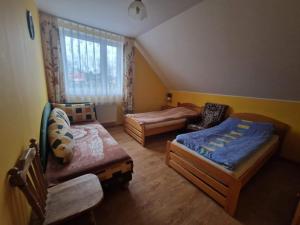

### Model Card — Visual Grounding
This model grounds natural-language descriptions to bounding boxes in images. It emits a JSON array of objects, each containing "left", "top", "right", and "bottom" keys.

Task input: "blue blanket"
[{"left": 176, "top": 118, "right": 274, "bottom": 170}]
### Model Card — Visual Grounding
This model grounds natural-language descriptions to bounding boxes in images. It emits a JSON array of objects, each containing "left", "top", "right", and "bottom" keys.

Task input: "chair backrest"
[
  {"left": 200, "top": 102, "right": 229, "bottom": 128},
  {"left": 8, "top": 139, "right": 48, "bottom": 221}
]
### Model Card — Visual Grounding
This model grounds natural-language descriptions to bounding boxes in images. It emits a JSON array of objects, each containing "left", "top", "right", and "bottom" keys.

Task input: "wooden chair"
[{"left": 8, "top": 139, "right": 103, "bottom": 225}]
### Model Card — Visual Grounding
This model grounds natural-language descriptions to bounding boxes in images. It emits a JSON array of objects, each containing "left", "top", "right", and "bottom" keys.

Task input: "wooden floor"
[{"left": 63, "top": 126, "right": 300, "bottom": 225}]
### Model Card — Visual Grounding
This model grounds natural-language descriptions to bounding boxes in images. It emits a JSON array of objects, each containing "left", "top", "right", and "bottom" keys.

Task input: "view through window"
[{"left": 59, "top": 27, "right": 123, "bottom": 103}]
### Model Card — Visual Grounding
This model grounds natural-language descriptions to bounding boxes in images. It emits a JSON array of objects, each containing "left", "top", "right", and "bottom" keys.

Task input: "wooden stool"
[{"left": 8, "top": 139, "right": 103, "bottom": 225}]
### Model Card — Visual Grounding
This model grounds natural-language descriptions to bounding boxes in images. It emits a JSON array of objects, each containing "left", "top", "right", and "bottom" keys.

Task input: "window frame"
[{"left": 59, "top": 27, "right": 123, "bottom": 99}]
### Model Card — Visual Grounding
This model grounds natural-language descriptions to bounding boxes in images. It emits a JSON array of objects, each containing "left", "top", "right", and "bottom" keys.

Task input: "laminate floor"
[{"left": 64, "top": 126, "right": 300, "bottom": 225}]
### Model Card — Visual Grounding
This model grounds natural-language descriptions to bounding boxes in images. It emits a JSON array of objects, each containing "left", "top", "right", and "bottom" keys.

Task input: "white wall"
[{"left": 138, "top": 0, "right": 300, "bottom": 101}]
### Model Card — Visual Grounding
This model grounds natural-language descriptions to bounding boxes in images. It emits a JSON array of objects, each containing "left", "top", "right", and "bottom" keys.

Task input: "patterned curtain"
[
  {"left": 39, "top": 12, "right": 66, "bottom": 103},
  {"left": 123, "top": 38, "right": 135, "bottom": 114}
]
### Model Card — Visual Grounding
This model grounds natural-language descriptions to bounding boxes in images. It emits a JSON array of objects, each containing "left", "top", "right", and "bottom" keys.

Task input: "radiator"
[{"left": 95, "top": 104, "right": 118, "bottom": 124}]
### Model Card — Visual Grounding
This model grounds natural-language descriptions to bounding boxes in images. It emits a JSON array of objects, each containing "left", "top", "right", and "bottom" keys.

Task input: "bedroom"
[{"left": 0, "top": 0, "right": 300, "bottom": 225}]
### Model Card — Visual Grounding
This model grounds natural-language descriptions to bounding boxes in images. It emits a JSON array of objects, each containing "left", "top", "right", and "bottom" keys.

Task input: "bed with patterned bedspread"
[{"left": 40, "top": 103, "right": 133, "bottom": 188}]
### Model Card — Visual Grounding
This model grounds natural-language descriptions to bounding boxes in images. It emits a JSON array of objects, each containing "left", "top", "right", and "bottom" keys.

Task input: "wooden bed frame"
[
  {"left": 166, "top": 113, "right": 289, "bottom": 216},
  {"left": 124, "top": 103, "right": 202, "bottom": 146}
]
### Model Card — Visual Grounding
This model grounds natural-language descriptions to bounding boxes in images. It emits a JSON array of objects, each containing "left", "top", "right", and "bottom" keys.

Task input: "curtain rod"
[{"left": 39, "top": 10, "right": 135, "bottom": 40}]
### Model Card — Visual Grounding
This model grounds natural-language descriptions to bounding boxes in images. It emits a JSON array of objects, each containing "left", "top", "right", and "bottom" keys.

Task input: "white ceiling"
[
  {"left": 138, "top": 0, "right": 300, "bottom": 101},
  {"left": 36, "top": 0, "right": 202, "bottom": 37}
]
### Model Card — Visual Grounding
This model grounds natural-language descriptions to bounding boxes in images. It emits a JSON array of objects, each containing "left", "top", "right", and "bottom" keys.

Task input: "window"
[{"left": 59, "top": 22, "right": 123, "bottom": 104}]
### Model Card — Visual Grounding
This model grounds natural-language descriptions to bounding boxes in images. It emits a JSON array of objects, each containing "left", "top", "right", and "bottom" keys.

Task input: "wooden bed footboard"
[
  {"left": 124, "top": 116, "right": 187, "bottom": 146},
  {"left": 166, "top": 141, "right": 241, "bottom": 215},
  {"left": 124, "top": 116, "right": 146, "bottom": 145},
  {"left": 166, "top": 113, "right": 289, "bottom": 216},
  {"left": 166, "top": 140, "right": 280, "bottom": 215}
]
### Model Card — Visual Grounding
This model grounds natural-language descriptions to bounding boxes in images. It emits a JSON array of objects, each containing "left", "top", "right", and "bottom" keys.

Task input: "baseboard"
[{"left": 101, "top": 122, "right": 122, "bottom": 128}]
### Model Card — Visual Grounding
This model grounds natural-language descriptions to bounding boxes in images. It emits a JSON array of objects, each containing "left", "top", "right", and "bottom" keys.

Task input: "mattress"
[
  {"left": 126, "top": 107, "right": 199, "bottom": 125},
  {"left": 171, "top": 135, "right": 279, "bottom": 178},
  {"left": 176, "top": 118, "right": 274, "bottom": 170},
  {"left": 144, "top": 118, "right": 186, "bottom": 129},
  {"left": 46, "top": 121, "right": 132, "bottom": 185}
]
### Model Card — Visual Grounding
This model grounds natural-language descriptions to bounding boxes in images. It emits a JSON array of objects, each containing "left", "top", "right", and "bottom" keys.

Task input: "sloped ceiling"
[
  {"left": 137, "top": 0, "right": 300, "bottom": 101},
  {"left": 36, "top": 0, "right": 202, "bottom": 37}
]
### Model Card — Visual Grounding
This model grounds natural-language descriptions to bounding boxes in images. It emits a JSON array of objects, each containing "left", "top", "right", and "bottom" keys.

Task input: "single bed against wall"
[
  {"left": 124, "top": 103, "right": 202, "bottom": 146},
  {"left": 166, "top": 113, "right": 289, "bottom": 216},
  {"left": 40, "top": 103, "right": 133, "bottom": 188}
]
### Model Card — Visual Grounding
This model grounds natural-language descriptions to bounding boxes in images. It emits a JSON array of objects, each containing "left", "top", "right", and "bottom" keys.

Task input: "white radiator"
[{"left": 95, "top": 104, "right": 118, "bottom": 124}]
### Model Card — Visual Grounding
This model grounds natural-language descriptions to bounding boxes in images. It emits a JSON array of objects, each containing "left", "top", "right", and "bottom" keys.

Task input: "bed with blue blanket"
[
  {"left": 176, "top": 117, "right": 274, "bottom": 170},
  {"left": 166, "top": 113, "right": 288, "bottom": 216}
]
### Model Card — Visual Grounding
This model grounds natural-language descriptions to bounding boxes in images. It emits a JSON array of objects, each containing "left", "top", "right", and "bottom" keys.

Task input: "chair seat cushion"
[{"left": 45, "top": 174, "right": 102, "bottom": 225}]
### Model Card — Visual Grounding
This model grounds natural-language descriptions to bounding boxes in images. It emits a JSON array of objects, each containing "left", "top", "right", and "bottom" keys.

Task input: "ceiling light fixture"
[{"left": 128, "top": 0, "right": 147, "bottom": 21}]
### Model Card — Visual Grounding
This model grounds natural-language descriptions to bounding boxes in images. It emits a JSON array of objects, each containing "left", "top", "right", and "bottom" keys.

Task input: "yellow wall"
[
  {"left": 0, "top": 0, "right": 48, "bottom": 225},
  {"left": 170, "top": 91, "right": 300, "bottom": 162},
  {"left": 134, "top": 49, "right": 167, "bottom": 112}
]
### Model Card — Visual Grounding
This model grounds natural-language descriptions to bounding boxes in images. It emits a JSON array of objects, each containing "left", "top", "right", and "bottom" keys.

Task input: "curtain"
[
  {"left": 123, "top": 38, "right": 135, "bottom": 114},
  {"left": 39, "top": 12, "right": 66, "bottom": 103},
  {"left": 57, "top": 19, "right": 124, "bottom": 104}
]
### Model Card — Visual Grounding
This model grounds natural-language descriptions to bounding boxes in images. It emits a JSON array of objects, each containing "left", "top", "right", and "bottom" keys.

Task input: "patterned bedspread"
[
  {"left": 46, "top": 121, "right": 131, "bottom": 185},
  {"left": 176, "top": 118, "right": 274, "bottom": 170},
  {"left": 126, "top": 107, "right": 200, "bottom": 124}
]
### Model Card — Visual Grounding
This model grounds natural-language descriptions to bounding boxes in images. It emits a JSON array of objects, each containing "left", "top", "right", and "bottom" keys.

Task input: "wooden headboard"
[
  {"left": 177, "top": 102, "right": 203, "bottom": 114},
  {"left": 231, "top": 113, "right": 290, "bottom": 146},
  {"left": 39, "top": 102, "right": 52, "bottom": 171}
]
